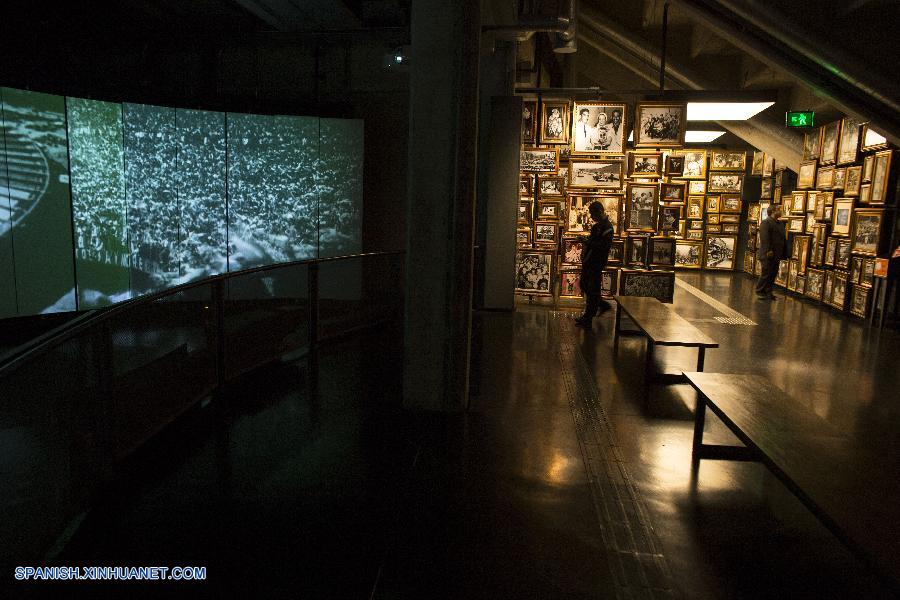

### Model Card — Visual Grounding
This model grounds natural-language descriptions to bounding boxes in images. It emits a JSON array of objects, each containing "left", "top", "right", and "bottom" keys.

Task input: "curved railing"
[{"left": 0, "top": 251, "right": 404, "bottom": 565}]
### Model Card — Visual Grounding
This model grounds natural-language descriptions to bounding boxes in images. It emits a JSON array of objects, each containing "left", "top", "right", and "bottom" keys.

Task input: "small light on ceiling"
[
  {"left": 685, "top": 130, "right": 726, "bottom": 143},
  {"left": 687, "top": 102, "right": 775, "bottom": 121}
]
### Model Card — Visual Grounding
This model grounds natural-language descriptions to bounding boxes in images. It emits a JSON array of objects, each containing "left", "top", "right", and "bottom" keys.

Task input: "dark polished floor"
[{"left": 9, "top": 273, "right": 900, "bottom": 598}]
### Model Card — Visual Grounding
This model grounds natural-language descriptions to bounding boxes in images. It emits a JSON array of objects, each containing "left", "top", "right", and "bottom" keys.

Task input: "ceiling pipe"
[
  {"left": 553, "top": 0, "right": 577, "bottom": 53},
  {"left": 483, "top": 0, "right": 576, "bottom": 49}
]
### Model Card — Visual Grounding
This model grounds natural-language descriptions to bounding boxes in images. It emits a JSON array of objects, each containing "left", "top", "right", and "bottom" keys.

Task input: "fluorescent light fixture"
[
  {"left": 685, "top": 130, "right": 726, "bottom": 143},
  {"left": 687, "top": 102, "right": 774, "bottom": 121}
]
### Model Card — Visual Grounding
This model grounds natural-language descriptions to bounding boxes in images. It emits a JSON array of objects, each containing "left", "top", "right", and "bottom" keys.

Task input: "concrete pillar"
[{"left": 403, "top": 0, "right": 481, "bottom": 411}]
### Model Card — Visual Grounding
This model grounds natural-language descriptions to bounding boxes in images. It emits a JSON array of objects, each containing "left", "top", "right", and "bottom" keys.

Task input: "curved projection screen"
[{"left": 0, "top": 87, "right": 362, "bottom": 318}]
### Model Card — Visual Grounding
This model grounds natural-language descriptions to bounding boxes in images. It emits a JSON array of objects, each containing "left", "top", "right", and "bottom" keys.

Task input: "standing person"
[
  {"left": 756, "top": 205, "right": 786, "bottom": 299},
  {"left": 574, "top": 108, "right": 597, "bottom": 151},
  {"left": 607, "top": 108, "right": 624, "bottom": 152},
  {"left": 576, "top": 202, "right": 615, "bottom": 327}
]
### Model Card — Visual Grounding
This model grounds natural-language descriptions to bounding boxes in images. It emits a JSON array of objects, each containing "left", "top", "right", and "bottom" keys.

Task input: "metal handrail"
[{"left": 0, "top": 250, "right": 404, "bottom": 377}]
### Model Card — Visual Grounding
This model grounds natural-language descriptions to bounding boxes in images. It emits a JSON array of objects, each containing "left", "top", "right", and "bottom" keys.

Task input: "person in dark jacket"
[
  {"left": 575, "top": 202, "right": 615, "bottom": 327},
  {"left": 755, "top": 204, "right": 786, "bottom": 299}
]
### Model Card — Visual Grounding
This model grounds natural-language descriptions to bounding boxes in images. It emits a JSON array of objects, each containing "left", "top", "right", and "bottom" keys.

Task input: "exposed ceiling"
[{"left": 504, "top": 0, "right": 900, "bottom": 171}]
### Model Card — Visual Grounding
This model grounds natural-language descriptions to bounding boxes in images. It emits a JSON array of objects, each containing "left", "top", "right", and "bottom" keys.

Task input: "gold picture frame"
[
  {"left": 709, "top": 150, "right": 747, "bottom": 172},
  {"left": 634, "top": 102, "right": 686, "bottom": 148},
  {"left": 540, "top": 100, "right": 570, "bottom": 145},
  {"left": 571, "top": 102, "right": 628, "bottom": 154}
]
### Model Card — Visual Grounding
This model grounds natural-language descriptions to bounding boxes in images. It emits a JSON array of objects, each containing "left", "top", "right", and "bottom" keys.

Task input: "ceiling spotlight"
[{"left": 382, "top": 46, "right": 410, "bottom": 70}]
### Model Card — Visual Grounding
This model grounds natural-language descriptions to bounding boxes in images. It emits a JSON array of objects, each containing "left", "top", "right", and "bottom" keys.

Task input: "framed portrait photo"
[
  {"left": 832, "top": 198, "right": 854, "bottom": 235},
  {"left": 751, "top": 151, "right": 765, "bottom": 176},
  {"left": 665, "top": 154, "right": 685, "bottom": 177},
  {"left": 628, "top": 152, "right": 663, "bottom": 178},
  {"left": 519, "top": 175, "right": 532, "bottom": 197},
  {"left": 850, "top": 209, "right": 885, "bottom": 256},
  {"left": 870, "top": 149, "right": 893, "bottom": 205},
  {"left": 601, "top": 269, "right": 620, "bottom": 297},
  {"left": 862, "top": 154, "right": 875, "bottom": 182},
  {"left": 803, "top": 129, "right": 823, "bottom": 160},
  {"left": 837, "top": 116, "right": 863, "bottom": 165},
  {"left": 708, "top": 173, "right": 744, "bottom": 194},
  {"left": 820, "top": 121, "right": 840, "bottom": 165},
  {"left": 514, "top": 250, "right": 553, "bottom": 295},
  {"left": 625, "top": 235, "right": 648, "bottom": 266},
  {"left": 850, "top": 286, "right": 871, "bottom": 318},
  {"left": 634, "top": 103, "right": 686, "bottom": 148},
  {"left": 816, "top": 166, "right": 834, "bottom": 190},
  {"left": 559, "top": 269, "right": 582, "bottom": 299},
  {"left": 540, "top": 100, "right": 570, "bottom": 144},
  {"left": 661, "top": 182, "right": 686, "bottom": 204},
  {"left": 675, "top": 149, "right": 707, "bottom": 180},
  {"left": 760, "top": 178, "right": 774, "bottom": 199},
  {"left": 832, "top": 167, "right": 847, "bottom": 191},
  {"left": 859, "top": 183, "right": 872, "bottom": 205},
  {"left": 522, "top": 101, "right": 537, "bottom": 144},
  {"left": 686, "top": 196, "right": 704, "bottom": 219},
  {"left": 710, "top": 150, "right": 747, "bottom": 172},
  {"left": 805, "top": 268, "right": 825, "bottom": 301},
  {"left": 561, "top": 236, "right": 585, "bottom": 266},
  {"left": 706, "top": 195, "right": 721, "bottom": 213},
  {"left": 571, "top": 102, "right": 628, "bottom": 154},
  {"left": 705, "top": 235, "right": 737, "bottom": 270},
  {"left": 763, "top": 156, "right": 775, "bottom": 177},
  {"left": 659, "top": 205, "right": 682, "bottom": 231},
  {"left": 568, "top": 158, "right": 624, "bottom": 190},
  {"left": 521, "top": 148, "right": 558, "bottom": 173},
  {"left": 844, "top": 165, "right": 862, "bottom": 197},
  {"left": 625, "top": 184, "right": 659, "bottom": 231},
  {"left": 829, "top": 271, "right": 849, "bottom": 310},
  {"left": 517, "top": 200, "right": 532, "bottom": 225},
  {"left": 797, "top": 159, "right": 817, "bottom": 189},
  {"left": 791, "top": 191, "right": 807, "bottom": 214}
]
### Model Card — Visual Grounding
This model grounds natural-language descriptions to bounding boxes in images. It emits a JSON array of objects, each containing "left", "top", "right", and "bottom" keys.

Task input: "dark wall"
[{"left": 0, "top": 3, "right": 409, "bottom": 255}]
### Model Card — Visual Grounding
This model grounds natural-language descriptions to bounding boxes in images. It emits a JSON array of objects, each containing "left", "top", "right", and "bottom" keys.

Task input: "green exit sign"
[{"left": 786, "top": 111, "right": 815, "bottom": 127}]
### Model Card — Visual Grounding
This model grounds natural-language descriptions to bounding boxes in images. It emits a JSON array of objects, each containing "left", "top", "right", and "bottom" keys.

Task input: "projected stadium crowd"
[{"left": 0, "top": 87, "right": 362, "bottom": 318}]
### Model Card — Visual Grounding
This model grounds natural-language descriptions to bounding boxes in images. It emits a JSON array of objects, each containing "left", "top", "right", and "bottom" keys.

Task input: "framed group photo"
[
  {"left": 634, "top": 103, "right": 686, "bottom": 148},
  {"left": 571, "top": 102, "right": 628, "bottom": 154}
]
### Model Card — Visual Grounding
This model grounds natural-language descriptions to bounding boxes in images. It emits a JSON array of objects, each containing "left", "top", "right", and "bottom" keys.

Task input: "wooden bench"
[
  {"left": 613, "top": 295, "right": 719, "bottom": 385},
  {"left": 685, "top": 372, "right": 900, "bottom": 594}
]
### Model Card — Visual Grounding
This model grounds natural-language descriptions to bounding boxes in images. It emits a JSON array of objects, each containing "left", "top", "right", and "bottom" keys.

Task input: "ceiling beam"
[{"left": 577, "top": 5, "right": 803, "bottom": 170}]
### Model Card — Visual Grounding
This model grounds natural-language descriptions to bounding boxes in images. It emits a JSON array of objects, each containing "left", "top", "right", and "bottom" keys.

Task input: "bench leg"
[
  {"left": 692, "top": 394, "right": 706, "bottom": 464},
  {"left": 613, "top": 301, "right": 621, "bottom": 353},
  {"left": 696, "top": 346, "right": 706, "bottom": 372}
]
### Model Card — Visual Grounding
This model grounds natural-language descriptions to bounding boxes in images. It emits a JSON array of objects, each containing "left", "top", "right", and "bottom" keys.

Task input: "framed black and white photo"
[
  {"left": 845, "top": 165, "right": 862, "bottom": 197},
  {"left": 634, "top": 103, "right": 686, "bottom": 148},
  {"left": 675, "top": 149, "right": 707, "bottom": 179},
  {"left": 538, "top": 175, "right": 565, "bottom": 197},
  {"left": 803, "top": 129, "right": 822, "bottom": 160},
  {"left": 521, "top": 148, "right": 558, "bottom": 173},
  {"left": 534, "top": 222, "right": 559, "bottom": 246},
  {"left": 625, "top": 183, "right": 659, "bottom": 231},
  {"left": 619, "top": 270, "right": 675, "bottom": 303},
  {"left": 820, "top": 121, "right": 839, "bottom": 165},
  {"left": 687, "top": 195, "right": 704, "bottom": 219},
  {"left": 568, "top": 158, "right": 624, "bottom": 190},
  {"left": 516, "top": 227, "right": 532, "bottom": 248},
  {"left": 850, "top": 209, "right": 885, "bottom": 256},
  {"left": 660, "top": 206, "right": 681, "bottom": 231},
  {"left": 708, "top": 173, "right": 743, "bottom": 194},
  {"left": 561, "top": 236, "right": 585, "bottom": 266},
  {"left": 661, "top": 182, "right": 686, "bottom": 204},
  {"left": 519, "top": 176, "right": 532, "bottom": 197},
  {"left": 760, "top": 178, "right": 773, "bottom": 199},
  {"left": 710, "top": 151, "right": 746, "bottom": 172},
  {"left": 601, "top": 269, "right": 619, "bottom": 297},
  {"left": 832, "top": 198, "right": 853, "bottom": 235},
  {"left": 666, "top": 154, "right": 685, "bottom": 177},
  {"left": 538, "top": 201, "right": 561, "bottom": 220},
  {"left": 628, "top": 152, "right": 663, "bottom": 178},
  {"left": 559, "top": 269, "right": 582, "bottom": 299},
  {"left": 704, "top": 235, "right": 736, "bottom": 269},
  {"left": 517, "top": 200, "right": 532, "bottom": 225},
  {"left": 571, "top": 102, "right": 628, "bottom": 154},
  {"left": 674, "top": 240, "right": 703, "bottom": 268},
  {"left": 837, "top": 116, "right": 863, "bottom": 165},
  {"left": 514, "top": 250, "right": 553, "bottom": 295},
  {"left": 721, "top": 195, "right": 742, "bottom": 213},
  {"left": 540, "top": 100, "right": 570, "bottom": 144},
  {"left": 625, "top": 235, "right": 648, "bottom": 267},
  {"left": 798, "top": 159, "right": 817, "bottom": 189},
  {"left": 870, "top": 149, "right": 892, "bottom": 205},
  {"left": 751, "top": 151, "right": 765, "bottom": 176},
  {"left": 522, "top": 101, "right": 537, "bottom": 144},
  {"left": 649, "top": 237, "right": 676, "bottom": 266},
  {"left": 688, "top": 180, "right": 706, "bottom": 195}
]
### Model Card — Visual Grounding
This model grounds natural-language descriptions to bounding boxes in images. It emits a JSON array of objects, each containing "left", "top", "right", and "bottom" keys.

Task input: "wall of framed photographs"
[
  {"left": 742, "top": 118, "right": 897, "bottom": 319},
  {"left": 515, "top": 98, "right": 747, "bottom": 304}
]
